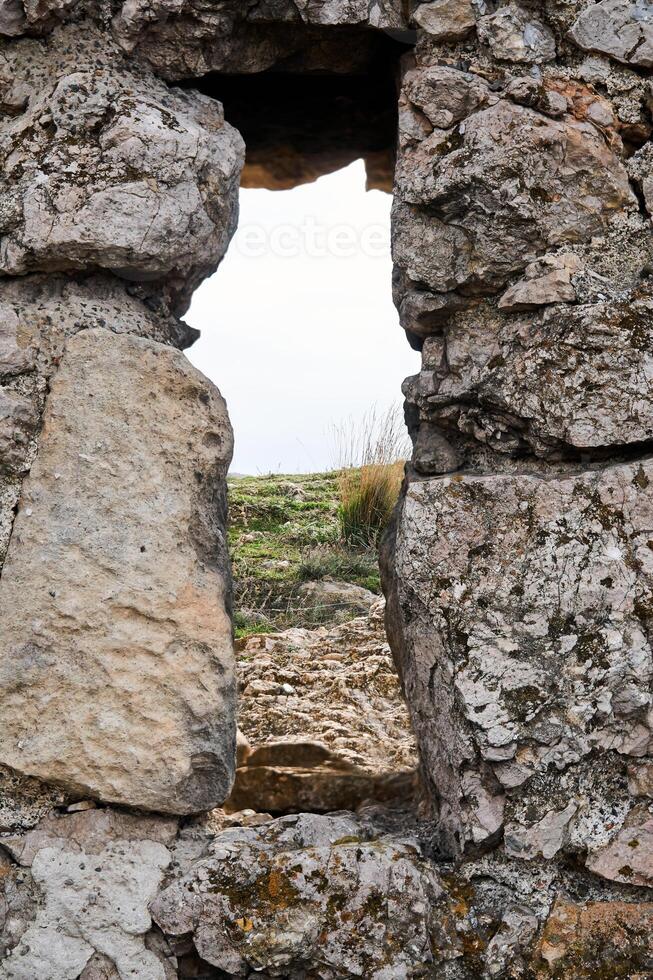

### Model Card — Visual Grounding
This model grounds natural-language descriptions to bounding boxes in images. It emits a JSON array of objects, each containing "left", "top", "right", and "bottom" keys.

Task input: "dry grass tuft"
[{"left": 333, "top": 406, "right": 409, "bottom": 548}]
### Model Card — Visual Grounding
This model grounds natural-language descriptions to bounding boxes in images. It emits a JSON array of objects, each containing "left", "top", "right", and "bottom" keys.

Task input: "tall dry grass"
[{"left": 332, "top": 406, "right": 410, "bottom": 547}]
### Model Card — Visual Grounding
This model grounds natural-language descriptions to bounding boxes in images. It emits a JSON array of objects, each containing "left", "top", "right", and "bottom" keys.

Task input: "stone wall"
[
  {"left": 1, "top": 1, "right": 653, "bottom": 978},
  {"left": 386, "top": 0, "right": 653, "bottom": 878}
]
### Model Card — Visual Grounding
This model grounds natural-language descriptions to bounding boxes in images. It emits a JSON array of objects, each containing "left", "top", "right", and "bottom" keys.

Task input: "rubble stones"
[
  {"left": 411, "top": 0, "right": 476, "bottom": 39},
  {"left": 477, "top": 4, "right": 556, "bottom": 64},
  {"left": 0, "top": 328, "right": 236, "bottom": 814},
  {"left": 236, "top": 600, "right": 417, "bottom": 775}
]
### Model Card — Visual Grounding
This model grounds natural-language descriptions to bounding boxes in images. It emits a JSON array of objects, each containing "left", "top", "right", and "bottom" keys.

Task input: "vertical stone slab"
[
  {"left": 0, "top": 328, "right": 236, "bottom": 814},
  {"left": 389, "top": 463, "right": 653, "bottom": 858}
]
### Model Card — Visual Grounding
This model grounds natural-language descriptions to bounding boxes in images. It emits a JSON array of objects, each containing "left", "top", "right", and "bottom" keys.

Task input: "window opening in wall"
[{"left": 185, "top": 159, "right": 418, "bottom": 475}]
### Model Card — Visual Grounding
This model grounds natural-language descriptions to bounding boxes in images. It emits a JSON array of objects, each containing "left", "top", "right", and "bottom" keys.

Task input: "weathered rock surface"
[
  {"left": 0, "top": 809, "right": 178, "bottom": 980},
  {"left": 0, "top": 24, "right": 244, "bottom": 312},
  {"left": 111, "top": 0, "right": 408, "bottom": 79},
  {"left": 585, "top": 803, "right": 653, "bottom": 886},
  {"left": 411, "top": 0, "right": 476, "bottom": 39},
  {"left": 536, "top": 899, "right": 653, "bottom": 976},
  {"left": 151, "top": 812, "right": 447, "bottom": 979},
  {"left": 0, "top": 327, "right": 236, "bottom": 814},
  {"left": 0, "top": 273, "right": 193, "bottom": 578},
  {"left": 3, "top": 804, "right": 653, "bottom": 979},
  {"left": 394, "top": 67, "right": 634, "bottom": 314},
  {"left": 570, "top": 0, "right": 653, "bottom": 68},
  {"left": 387, "top": 460, "right": 653, "bottom": 857},
  {"left": 407, "top": 283, "right": 653, "bottom": 460},
  {"left": 0, "top": 0, "right": 78, "bottom": 37},
  {"left": 477, "top": 4, "right": 556, "bottom": 64}
]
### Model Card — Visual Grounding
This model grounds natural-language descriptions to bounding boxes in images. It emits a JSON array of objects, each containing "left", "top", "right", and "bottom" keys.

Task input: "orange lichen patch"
[{"left": 536, "top": 900, "right": 653, "bottom": 978}]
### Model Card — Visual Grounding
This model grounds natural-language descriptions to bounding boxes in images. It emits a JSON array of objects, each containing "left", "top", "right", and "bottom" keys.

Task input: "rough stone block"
[
  {"left": 0, "top": 809, "right": 178, "bottom": 980},
  {"left": 394, "top": 65, "right": 634, "bottom": 308},
  {"left": 570, "top": 0, "right": 653, "bottom": 68},
  {"left": 388, "top": 461, "right": 653, "bottom": 857},
  {"left": 410, "top": 285, "right": 653, "bottom": 458},
  {"left": 0, "top": 25, "right": 244, "bottom": 312},
  {"left": 0, "top": 328, "right": 236, "bottom": 814}
]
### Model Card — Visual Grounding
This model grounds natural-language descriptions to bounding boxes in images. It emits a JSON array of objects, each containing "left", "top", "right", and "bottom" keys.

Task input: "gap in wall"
[
  {"left": 183, "top": 56, "right": 418, "bottom": 474},
  {"left": 184, "top": 160, "right": 418, "bottom": 475}
]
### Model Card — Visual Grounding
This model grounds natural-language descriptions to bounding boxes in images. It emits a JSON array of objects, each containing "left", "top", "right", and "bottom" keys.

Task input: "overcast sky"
[{"left": 184, "top": 160, "right": 419, "bottom": 474}]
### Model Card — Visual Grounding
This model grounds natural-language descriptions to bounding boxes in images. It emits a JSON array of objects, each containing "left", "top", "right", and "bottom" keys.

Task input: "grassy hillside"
[{"left": 228, "top": 471, "right": 381, "bottom": 638}]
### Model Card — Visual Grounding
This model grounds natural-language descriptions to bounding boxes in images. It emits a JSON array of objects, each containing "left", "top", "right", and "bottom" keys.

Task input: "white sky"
[{"left": 184, "top": 160, "right": 419, "bottom": 474}]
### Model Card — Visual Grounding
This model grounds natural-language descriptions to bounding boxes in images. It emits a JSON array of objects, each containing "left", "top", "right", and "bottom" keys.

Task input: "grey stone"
[
  {"left": 498, "top": 253, "right": 582, "bottom": 311},
  {"left": 570, "top": 0, "right": 653, "bottom": 68},
  {"left": 0, "top": 0, "right": 26, "bottom": 36},
  {"left": 394, "top": 81, "right": 633, "bottom": 301},
  {"left": 0, "top": 809, "right": 178, "bottom": 980},
  {"left": 0, "top": 24, "right": 244, "bottom": 313},
  {"left": 409, "top": 284, "right": 653, "bottom": 457},
  {"left": 387, "top": 461, "right": 653, "bottom": 856},
  {"left": 585, "top": 803, "right": 653, "bottom": 886},
  {"left": 477, "top": 4, "right": 556, "bottom": 63},
  {"left": 0, "top": 328, "right": 236, "bottom": 814},
  {"left": 112, "top": 0, "right": 408, "bottom": 78},
  {"left": 412, "top": 0, "right": 476, "bottom": 39},
  {"left": 151, "top": 812, "right": 451, "bottom": 979}
]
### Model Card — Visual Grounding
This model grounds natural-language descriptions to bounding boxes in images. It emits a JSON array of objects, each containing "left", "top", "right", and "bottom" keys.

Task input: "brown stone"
[
  {"left": 537, "top": 899, "right": 653, "bottom": 975},
  {"left": 226, "top": 765, "right": 416, "bottom": 815},
  {"left": 0, "top": 328, "right": 236, "bottom": 815}
]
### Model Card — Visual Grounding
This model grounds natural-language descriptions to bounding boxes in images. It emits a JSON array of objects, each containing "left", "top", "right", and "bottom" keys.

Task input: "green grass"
[{"left": 229, "top": 471, "right": 380, "bottom": 638}]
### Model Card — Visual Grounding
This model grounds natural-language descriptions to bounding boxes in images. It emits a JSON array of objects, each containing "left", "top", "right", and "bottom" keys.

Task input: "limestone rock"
[
  {"left": 0, "top": 25, "right": 244, "bottom": 312},
  {"left": 585, "top": 803, "right": 653, "bottom": 886},
  {"left": 0, "top": 809, "right": 178, "bottom": 980},
  {"left": 498, "top": 253, "right": 581, "bottom": 311},
  {"left": 505, "top": 802, "right": 578, "bottom": 861},
  {"left": 0, "top": 328, "right": 236, "bottom": 814},
  {"left": 0, "top": 273, "right": 194, "bottom": 574},
  {"left": 394, "top": 85, "right": 633, "bottom": 301},
  {"left": 151, "top": 812, "right": 449, "bottom": 979},
  {"left": 570, "top": 0, "right": 653, "bottom": 69},
  {"left": 412, "top": 0, "right": 476, "bottom": 39},
  {"left": 236, "top": 600, "right": 417, "bottom": 775},
  {"left": 629, "top": 760, "right": 653, "bottom": 797},
  {"left": 297, "top": 577, "right": 378, "bottom": 619},
  {"left": 477, "top": 4, "right": 556, "bottom": 63},
  {"left": 386, "top": 461, "right": 653, "bottom": 855},
  {"left": 112, "top": 1, "right": 407, "bottom": 79},
  {"left": 410, "top": 285, "right": 653, "bottom": 457},
  {"left": 0, "top": 0, "right": 79, "bottom": 37},
  {"left": 0, "top": 388, "right": 39, "bottom": 476},
  {"left": 0, "top": 0, "right": 26, "bottom": 36}
]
